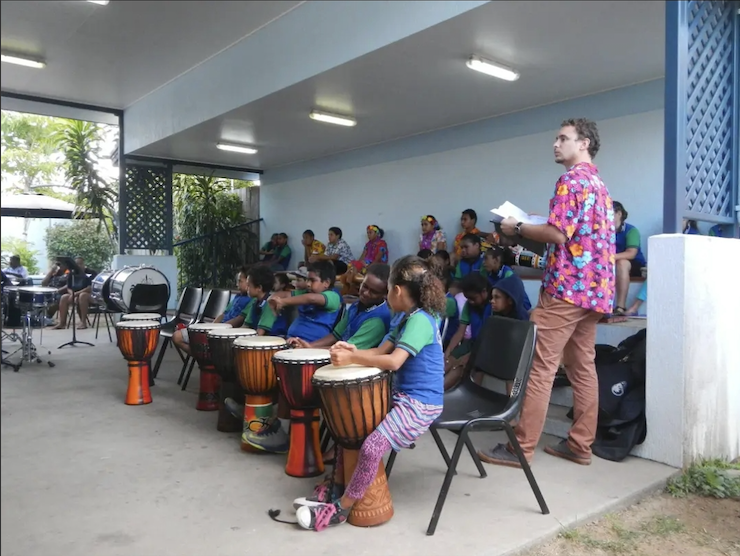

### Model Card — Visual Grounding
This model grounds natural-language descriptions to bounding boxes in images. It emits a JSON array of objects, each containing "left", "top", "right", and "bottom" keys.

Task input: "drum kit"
[
  {"left": 1, "top": 284, "right": 56, "bottom": 371},
  {"left": 111, "top": 326, "right": 395, "bottom": 528}
]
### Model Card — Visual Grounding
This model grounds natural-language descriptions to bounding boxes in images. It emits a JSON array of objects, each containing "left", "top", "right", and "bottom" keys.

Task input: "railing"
[{"left": 172, "top": 218, "right": 263, "bottom": 291}]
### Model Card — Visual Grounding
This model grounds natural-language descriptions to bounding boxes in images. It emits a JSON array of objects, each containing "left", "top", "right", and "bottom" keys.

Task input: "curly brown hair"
[
  {"left": 561, "top": 118, "right": 600, "bottom": 158},
  {"left": 389, "top": 255, "right": 447, "bottom": 316}
]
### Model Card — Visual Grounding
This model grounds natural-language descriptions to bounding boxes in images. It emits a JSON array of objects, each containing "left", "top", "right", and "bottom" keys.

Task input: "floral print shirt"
[
  {"left": 325, "top": 239, "right": 354, "bottom": 264},
  {"left": 542, "top": 162, "right": 616, "bottom": 313},
  {"left": 419, "top": 230, "right": 447, "bottom": 253}
]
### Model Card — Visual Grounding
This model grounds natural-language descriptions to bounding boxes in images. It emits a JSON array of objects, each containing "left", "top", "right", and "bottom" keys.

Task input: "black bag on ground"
[{"left": 567, "top": 329, "right": 647, "bottom": 462}]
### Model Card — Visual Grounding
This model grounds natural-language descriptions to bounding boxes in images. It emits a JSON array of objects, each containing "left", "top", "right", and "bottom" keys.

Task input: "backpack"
[{"left": 567, "top": 329, "right": 648, "bottom": 461}]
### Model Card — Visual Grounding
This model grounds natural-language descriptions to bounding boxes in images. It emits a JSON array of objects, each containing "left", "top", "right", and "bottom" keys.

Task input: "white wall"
[{"left": 261, "top": 81, "right": 665, "bottom": 263}]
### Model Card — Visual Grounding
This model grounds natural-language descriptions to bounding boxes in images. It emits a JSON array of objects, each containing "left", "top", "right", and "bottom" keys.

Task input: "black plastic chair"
[
  {"left": 384, "top": 316, "right": 549, "bottom": 536},
  {"left": 89, "top": 305, "right": 116, "bottom": 342},
  {"left": 151, "top": 287, "right": 203, "bottom": 380},
  {"left": 179, "top": 289, "right": 232, "bottom": 390},
  {"left": 128, "top": 283, "right": 169, "bottom": 318}
]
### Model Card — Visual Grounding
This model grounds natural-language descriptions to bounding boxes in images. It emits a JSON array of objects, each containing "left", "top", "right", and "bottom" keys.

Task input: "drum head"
[
  {"left": 233, "top": 336, "right": 288, "bottom": 348},
  {"left": 121, "top": 312, "right": 161, "bottom": 320},
  {"left": 18, "top": 287, "right": 57, "bottom": 294},
  {"left": 109, "top": 266, "right": 170, "bottom": 312},
  {"left": 207, "top": 328, "right": 257, "bottom": 338},
  {"left": 189, "top": 322, "right": 232, "bottom": 331},
  {"left": 273, "top": 348, "right": 332, "bottom": 363},
  {"left": 313, "top": 364, "right": 383, "bottom": 382},
  {"left": 115, "top": 320, "right": 160, "bottom": 329}
]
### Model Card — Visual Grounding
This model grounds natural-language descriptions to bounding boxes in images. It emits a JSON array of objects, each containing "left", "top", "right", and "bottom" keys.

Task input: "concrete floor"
[{"left": 1, "top": 327, "right": 676, "bottom": 556}]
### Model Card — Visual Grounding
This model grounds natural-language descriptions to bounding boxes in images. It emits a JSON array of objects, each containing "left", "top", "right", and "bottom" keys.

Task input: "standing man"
[{"left": 479, "top": 118, "right": 616, "bottom": 467}]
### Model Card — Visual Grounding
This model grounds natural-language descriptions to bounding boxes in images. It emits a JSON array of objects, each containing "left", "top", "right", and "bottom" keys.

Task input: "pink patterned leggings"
[{"left": 340, "top": 429, "right": 392, "bottom": 501}]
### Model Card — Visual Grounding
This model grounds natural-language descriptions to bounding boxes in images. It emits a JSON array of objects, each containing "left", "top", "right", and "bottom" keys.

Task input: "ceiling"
[
  {"left": 0, "top": 0, "right": 303, "bottom": 108},
  {"left": 135, "top": 0, "right": 666, "bottom": 170},
  {"left": 1, "top": 1, "right": 666, "bottom": 172}
]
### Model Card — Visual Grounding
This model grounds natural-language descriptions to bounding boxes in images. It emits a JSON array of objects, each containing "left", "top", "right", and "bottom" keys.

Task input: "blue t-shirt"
[
  {"left": 287, "top": 290, "right": 342, "bottom": 343},
  {"left": 615, "top": 222, "right": 646, "bottom": 265},
  {"left": 388, "top": 309, "right": 444, "bottom": 406},
  {"left": 382, "top": 311, "right": 406, "bottom": 345},
  {"left": 222, "top": 294, "right": 251, "bottom": 322}
]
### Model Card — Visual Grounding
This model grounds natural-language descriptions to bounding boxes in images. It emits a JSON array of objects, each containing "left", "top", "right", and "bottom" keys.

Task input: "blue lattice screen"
[
  {"left": 120, "top": 163, "right": 173, "bottom": 254},
  {"left": 684, "top": 0, "right": 737, "bottom": 221}
]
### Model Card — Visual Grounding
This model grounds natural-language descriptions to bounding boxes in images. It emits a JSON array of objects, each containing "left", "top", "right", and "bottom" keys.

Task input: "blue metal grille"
[
  {"left": 120, "top": 163, "right": 173, "bottom": 253},
  {"left": 684, "top": 0, "right": 737, "bottom": 221}
]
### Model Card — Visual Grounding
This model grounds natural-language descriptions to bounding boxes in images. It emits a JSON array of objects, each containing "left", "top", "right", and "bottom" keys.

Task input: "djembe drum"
[
  {"left": 233, "top": 336, "right": 289, "bottom": 452},
  {"left": 272, "top": 349, "right": 331, "bottom": 478},
  {"left": 312, "top": 364, "right": 394, "bottom": 527},
  {"left": 121, "top": 312, "right": 162, "bottom": 322},
  {"left": 207, "top": 328, "right": 258, "bottom": 432},
  {"left": 188, "top": 322, "right": 232, "bottom": 411},
  {"left": 115, "top": 320, "right": 161, "bottom": 406}
]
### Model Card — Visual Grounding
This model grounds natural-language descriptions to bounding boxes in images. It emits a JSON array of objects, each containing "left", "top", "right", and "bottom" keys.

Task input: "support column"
[{"left": 634, "top": 235, "right": 740, "bottom": 467}]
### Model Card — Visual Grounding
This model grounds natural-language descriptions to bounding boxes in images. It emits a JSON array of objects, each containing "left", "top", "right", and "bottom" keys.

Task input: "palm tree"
[{"left": 54, "top": 119, "right": 119, "bottom": 242}]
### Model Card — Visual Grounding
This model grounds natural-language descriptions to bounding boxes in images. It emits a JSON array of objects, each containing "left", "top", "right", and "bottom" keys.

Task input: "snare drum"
[
  {"left": 17, "top": 286, "right": 57, "bottom": 309},
  {"left": 207, "top": 328, "right": 258, "bottom": 432},
  {"left": 313, "top": 364, "right": 394, "bottom": 527},
  {"left": 121, "top": 312, "right": 161, "bottom": 322},
  {"left": 115, "top": 320, "right": 161, "bottom": 406},
  {"left": 233, "top": 336, "right": 289, "bottom": 452},
  {"left": 188, "top": 323, "right": 232, "bottom": 411},
  {"left": 273, "top": 349, "right": 331, "bottom": 478}
]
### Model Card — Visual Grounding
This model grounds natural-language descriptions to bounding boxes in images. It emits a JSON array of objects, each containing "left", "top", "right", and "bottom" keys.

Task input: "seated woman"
[
  {"left": 419, "top": 215, "right": 447, "bottom": 254},
  {"left": 452, "top": 209, "right": 481, "bottom": 264},
  {"left": 614, "top": 201, "right": 646, "bottom": 315},
  {"left": 310, "top": 227, "right": 354, "bottom": 275},
  {"left": 340, "top": 225, "right": 388, "bottom": 295}
]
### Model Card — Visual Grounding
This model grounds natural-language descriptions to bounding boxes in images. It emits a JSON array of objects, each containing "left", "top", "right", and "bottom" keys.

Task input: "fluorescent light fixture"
[
  {"left": 216, "top": 143, "right": 258, "bottom": 155},
  {"left": 309, "top": 111, "right": 357, "bottom": 127},
  {"left": 1, "top": 53, "right": 46, "bottom": 69},
  {"left": 87, "top": 0, "right": 110, "bottom": 5},
  {"left": 252, "top": 180, "right": 261, "bottom": 187},
  {"left": 466, "top": 56, "right": 519, "bottom": 81}
]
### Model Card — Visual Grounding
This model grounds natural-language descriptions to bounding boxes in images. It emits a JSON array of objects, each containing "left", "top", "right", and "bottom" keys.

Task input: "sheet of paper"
[{"left": 490, "top": 201, "right": 548, "bottom": 225}]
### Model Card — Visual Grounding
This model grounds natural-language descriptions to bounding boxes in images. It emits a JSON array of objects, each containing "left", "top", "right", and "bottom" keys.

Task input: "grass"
[{"left": 666, "top": 459, "right": 740, "bottom": 499}]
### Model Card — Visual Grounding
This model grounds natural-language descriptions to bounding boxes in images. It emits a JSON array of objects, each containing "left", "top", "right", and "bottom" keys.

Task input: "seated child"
[
  {"left": 269, "top": 261, "right": 342, "bottom": 343},
  {"left": 289, "top": 263, "right": 391, "bottom": 350},
  {"left": 417, "top": 248, "right": 433, "bottom": 260},
  {"left": 273, "top": 273, "right": 292, "bottom": 293},
  {"left": 482, "top": 247, "right": 532, "bottom": 312},
  {"left": 241, "top": 265, "right": 288, "bottom": 337},
  {"left": 172, "top": 266, "right": 251, "bottom": 355},
  {"left": 443, "top": 273, "right": 491, "bottom": 390},
  {"left": 454, "top": 234, "right": 484, "bottom": 279},
  {"left": 432, "top": 249, "right": 455, "bottom": 285},
  {"left": 293, "top": 255, "right": 446, "bottom": 531}
]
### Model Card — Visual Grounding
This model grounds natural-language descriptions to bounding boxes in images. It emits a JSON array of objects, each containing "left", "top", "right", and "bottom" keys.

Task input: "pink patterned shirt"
[{"left": 542, "top": 162, "right": 616, "bottom": 313}]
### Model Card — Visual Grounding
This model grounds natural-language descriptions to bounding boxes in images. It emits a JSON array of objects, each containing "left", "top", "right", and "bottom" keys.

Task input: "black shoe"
[{"left": 224, "top": 398, "right": 243, "bottom": 420}]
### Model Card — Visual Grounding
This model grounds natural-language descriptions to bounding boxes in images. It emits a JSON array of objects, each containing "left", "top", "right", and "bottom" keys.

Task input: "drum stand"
[
  {"left": 1, "top": 303, "right": 54, "bottom": 371},
  {"left": 58, "top": 291, "right": 94, "bottom": 349}
]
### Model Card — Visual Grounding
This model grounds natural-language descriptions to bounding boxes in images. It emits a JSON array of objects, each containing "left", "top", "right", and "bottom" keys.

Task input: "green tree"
[
  {"left": 0, "top": 237, "right": 41, "bottom": 274},
  {"left": 54, "top": 119, "right": 119, "bottom": 242},
  {"left": 173, "top": 174, "right": 258, "bottom": 289},
  {"left": 44, "top": 220, "right": 116, "bottom": 272},
  {"left": 1, "top": 111, "right": 62, "bottom": 193}
]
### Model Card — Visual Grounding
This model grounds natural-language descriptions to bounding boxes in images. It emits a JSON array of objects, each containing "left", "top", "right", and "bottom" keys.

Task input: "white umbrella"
[{"left": 0, "top": 193, "right": 83, "bottom": 219}]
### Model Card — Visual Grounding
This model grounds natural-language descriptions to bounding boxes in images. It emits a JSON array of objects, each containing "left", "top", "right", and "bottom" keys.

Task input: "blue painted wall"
[{"left": 262, "top": 79, "right": 666, "bottom": 264}]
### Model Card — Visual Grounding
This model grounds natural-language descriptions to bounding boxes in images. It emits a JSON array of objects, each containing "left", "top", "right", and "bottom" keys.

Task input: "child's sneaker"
[
  {"left": 296, "top": 501, "right": 349, "bottom": 531},
  {"left": 293, "top": 476, "right": 343, "bottom": 509}
]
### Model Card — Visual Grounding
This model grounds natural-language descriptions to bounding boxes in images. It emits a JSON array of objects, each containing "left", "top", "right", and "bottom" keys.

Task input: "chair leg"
[
  {"left": 93, "top": 313, "right": 100, "bottom": 339},
  {"left": 426, "top": 432, "right": 468, "bottom": 536},
  {"left": 430, "top": 428, "right": 456, "bottom": 475},
  {"left": 385, "top": 450, "right": 398, "bottom": 478},
  {"left": 503, "top": 423, "right": 550, "bottom": 515},
  {"left": 173, "top": 343, "right": 187, "bottom": 363},
  {"left": 464, "top": 436, "right": 487, "bottom": 478},
  {"left": 177, "top": 355, "right": 190, "bottom": 385},
  {"left": 180, "top": 357, "right": 196, "bottom": 390},
  {"left": 152, "top": 337, "right": 170, "bottom": 378},
  {"left": 105, "top": 313, "right": 113, "bottom": 342}
]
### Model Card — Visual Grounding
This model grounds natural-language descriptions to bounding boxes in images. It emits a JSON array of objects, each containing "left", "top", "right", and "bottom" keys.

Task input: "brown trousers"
[{"left": 513, "top": 290, "right": 602, "bottom": 461}]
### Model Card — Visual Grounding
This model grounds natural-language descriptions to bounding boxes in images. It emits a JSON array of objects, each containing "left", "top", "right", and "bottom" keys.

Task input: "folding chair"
[
  {"left": 179, "top": 288, "right": 232, "bottom": 390},
  {"left": 384, "top": 316, "right": 549, "bottom": 535},
  {"left": 151, "top": 287, "right": 203, "bottom": 380}
]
